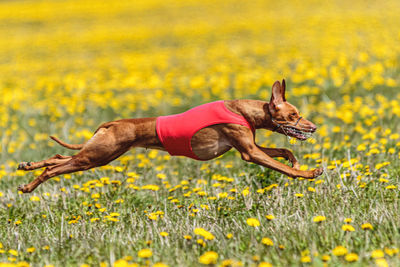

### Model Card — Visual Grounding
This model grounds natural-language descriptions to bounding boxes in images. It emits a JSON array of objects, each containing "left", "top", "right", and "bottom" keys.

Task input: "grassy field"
[{"left": 1, "top": 0, "right": 400, "bottom": 266}]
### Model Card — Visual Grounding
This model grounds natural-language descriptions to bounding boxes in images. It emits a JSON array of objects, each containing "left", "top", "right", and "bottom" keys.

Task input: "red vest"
[{"left": 156, "top": 101, "right": 253, "bottom": 160}]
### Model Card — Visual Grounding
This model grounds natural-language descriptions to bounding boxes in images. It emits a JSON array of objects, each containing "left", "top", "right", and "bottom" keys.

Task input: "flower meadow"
[{"left": 1, "top": 0, "right": 400, "bottom": 266}]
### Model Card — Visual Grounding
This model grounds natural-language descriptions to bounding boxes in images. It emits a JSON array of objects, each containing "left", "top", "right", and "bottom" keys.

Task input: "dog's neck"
[{"left": 227, "top": 100, "right": 273, "bottom": 131}]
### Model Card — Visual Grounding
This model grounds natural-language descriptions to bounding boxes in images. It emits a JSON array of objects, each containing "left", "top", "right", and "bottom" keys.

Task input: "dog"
[{"left": 17, "top": 79, "right": 323, "bottom": 193}]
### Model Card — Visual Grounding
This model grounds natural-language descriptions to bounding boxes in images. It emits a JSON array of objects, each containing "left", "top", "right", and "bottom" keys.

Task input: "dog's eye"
[{"left": 291, "top": 113, "right": 297, "bottom": 116}]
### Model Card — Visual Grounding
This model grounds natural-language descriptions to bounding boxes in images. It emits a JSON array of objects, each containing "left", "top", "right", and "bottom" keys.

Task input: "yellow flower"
[
  {"left": 345, "top": 253, "right": 358, "bottom": 262},
  {"left": 30, "top": 196, "right": 40, "bottom": 201},
  {"left": 218, "top": 192, "right": 228, "bottom": 198},
  {"left": 147, "top": 214, "right": 158, "bottom": 220},
  {"left": 321, "top": 255, "right": 331, "bottom": 262},
  {"left": 197, "top": 239, "right": 205, "bottom": 246},
  {"left": 301, "top": 256, "right": 311, "bottom": 263},
  {"left": 371, "top": 249, "right": 385, "bottom": 258},
  {"left": 153, "top": 263, "right": 168, "bottom": 267},
  {"left": 242, "top": 188, "right": 250, "bottom": 196},
  {"left": 184, "top": 235, "right": 192, "bottom": 240},
  {"left": 375, "top": 258, "right": 389, "bottom": 267},
  {"left": 344, "top": 218, "right": 352, "bottom": 223},
  {"left": 295, "top": 193, "right": 304, "bottom": 197},
  {"left": 313, "top": 216, "right": 326, "bottom": 223},
  {"left": 384, "top": 247, "right": 399, "bottom": 256},
  {"left": 342, "top": 224, "right": 355, "bottom": 232},
  {"left": 226, "top": 233, "right": 233, "bottom": 239},
  {"left": 332, "top": 246, "right": 348, "bottom": 256},
  {"left": 198, "top": 251, "right": 218, "bottom": 265},
  {"left": 258, "top": 263, "right": 272, "bottom": 267},
  {"left": 361, "top": 223, "right": 373, "bottom": 230},
  {"left": 265, "top": 214, "right": 275, "bottom": 220},
  {"left": 8, "top": 249, "right": 18, "bottom": 256},
  {"left": 137, "top": 248, "right": 152, "bottom": 258},
  {"left": 261, "top": 237, "right": 274, "bottom": 246},
  {"left": 113, "top": 259, "right": 136, "bottom": 267},
  {"left": 26, "top": 247, "right": 35, "bottom": 253},
  {"left": 246, "top": 218, "right": 260, "bottom": 227},
  {"left": 160, "top": 232, "right": 169, "bottom": 237},
  {"left": 194, "top": 228, "right": 215, "bottom": 240}
]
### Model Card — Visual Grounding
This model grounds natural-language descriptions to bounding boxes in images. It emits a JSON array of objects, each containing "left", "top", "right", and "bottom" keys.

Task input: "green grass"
[{"left": 1, "top": 132, "right": 399, "bottom": 266}]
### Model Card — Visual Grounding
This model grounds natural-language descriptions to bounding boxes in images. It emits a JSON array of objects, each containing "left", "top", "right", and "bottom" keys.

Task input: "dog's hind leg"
[
  {"left": 18, "top": 126, "right": 135, "bottom": 193},
  {"left": 18, "top": 154, "right": 72, "bottom": 171},
  {"left": 17, "top": 158, "right": 88, "bottom": 193}
]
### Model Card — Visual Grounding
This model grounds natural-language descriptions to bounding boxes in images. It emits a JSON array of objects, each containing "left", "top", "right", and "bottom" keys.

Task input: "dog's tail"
[{"left": 50, "top": 136, "right": 84, "bottom": 150}]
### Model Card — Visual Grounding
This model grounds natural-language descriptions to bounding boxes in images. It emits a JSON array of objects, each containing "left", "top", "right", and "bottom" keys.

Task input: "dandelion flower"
[
  {"left": 332, "top": 246, "right": 347, "bottom": 256},
  {"left": 160, "top": 232, "right": 169, "bottom": 237},
  {"left": 113, "top": 259, "right": 130, "bottom": 267},
  {"left": 198, "top": 251, "right": 218, "bottom": 265},
  {"left": 137, "top": 248, "right": 152, "bottom": 258},
  {"left": 261, "top": 237, "right": 274, "bottom": 246},
  {"left": 258, "top": 263, "right": 272, "bottom": 267},
  {"left": 265, "top": 214, "right": 275, "bottom": 220},
  {"left": 345, "top": 253, "right": 358, "bottom": 262},
  {"left": 197, "top": 239, "right": 205, "bottom": 247},
  {"left": 313, "top": 216, "right": 326, "bottom": 223},
  {"left": 30, "top": 196, "right": 40, "bottom": 201},
  {"left": 375, "top": 258, "right": 389, "bottom": 267},
  {"left": 8, "top": 249, "right": 18, "bottom": 256},
  {"left": 385, "top": 185, "right": 397, "bottom": 190},
  {"left": 194, "top": 228, "right": 215, "bottom": 240},
  {"left": 321, "top": 255, "right": 331, "bottom": 262},
  {"left": 342, "top": 224, "right": 355, "bottom": 232},
  {"left": 361, "top": 223, "right": 373, "bottom": 230},
  {"left": 301, "top": 256, "right": 311, "bottom": 263},
  {"left": 246, "top": 218, "right": 260, "bottom": 227},
  {"left": 384, "top": 247, "right": 399, "bottom": 256},
  {"left": 371, "top": 249, "right": 385, "bottom": 258}
]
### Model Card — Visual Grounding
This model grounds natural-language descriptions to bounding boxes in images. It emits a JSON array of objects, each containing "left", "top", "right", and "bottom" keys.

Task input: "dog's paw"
[
  {"left": 17, "top": 162, "right": 31, "bottom": 170},
  {"left": 17, "top": 184, "right": 30, "bottom": 193},
  {"left": 312, "top": 168, "right": 324, "bottom": 178},
  {"left": 292, "top": 162, "right": 301, "bottom": 170}
]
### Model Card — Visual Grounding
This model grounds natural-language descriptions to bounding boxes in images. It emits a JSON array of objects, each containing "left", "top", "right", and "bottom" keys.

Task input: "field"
[{"left": 1, "top": 0, "right": 400, "bottom": 266}]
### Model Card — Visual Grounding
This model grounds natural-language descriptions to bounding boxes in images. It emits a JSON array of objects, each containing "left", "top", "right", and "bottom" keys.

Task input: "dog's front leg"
[
  {"left": 224, "top": 126, "right": 322, "bottom": 179},
  {"left": 256, "top": 146, "right": 300, "bottom": 169}
]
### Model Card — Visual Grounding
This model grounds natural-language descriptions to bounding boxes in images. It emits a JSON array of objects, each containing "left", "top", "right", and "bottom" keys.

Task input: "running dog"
[{"left": 17, "top": 79, "right": 323, "bottom": 193}]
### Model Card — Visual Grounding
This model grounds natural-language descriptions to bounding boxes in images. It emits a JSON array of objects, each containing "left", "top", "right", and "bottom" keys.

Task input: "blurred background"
[{"left": 0, "top": 0, "right": 399, "bottom": 162}]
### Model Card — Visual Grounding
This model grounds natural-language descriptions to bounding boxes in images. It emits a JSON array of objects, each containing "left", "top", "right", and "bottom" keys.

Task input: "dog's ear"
[
  {"left": 281, "top": 79, "right": 286, "bottom": 102},
  {"left": 269, "top": 80, "right": 284, "bottom": 110}
]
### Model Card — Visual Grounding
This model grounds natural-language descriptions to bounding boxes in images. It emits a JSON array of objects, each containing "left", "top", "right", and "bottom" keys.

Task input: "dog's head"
[{"left": 266, "top": 79, "right": 317, "bottom": 140}]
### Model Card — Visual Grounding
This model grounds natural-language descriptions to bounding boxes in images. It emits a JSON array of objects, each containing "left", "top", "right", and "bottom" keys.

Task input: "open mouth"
[{"left": 283, "top": 126, "right": 314, "bottom": 141}]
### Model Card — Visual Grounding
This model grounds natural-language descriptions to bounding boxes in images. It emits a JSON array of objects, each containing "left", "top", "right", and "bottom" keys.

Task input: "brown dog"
[{"left": 17, "top": 79, "right": 323, "bottom": 193}]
